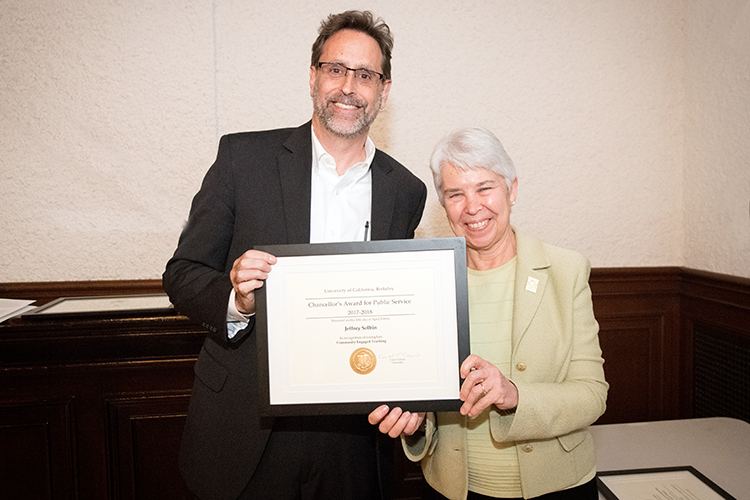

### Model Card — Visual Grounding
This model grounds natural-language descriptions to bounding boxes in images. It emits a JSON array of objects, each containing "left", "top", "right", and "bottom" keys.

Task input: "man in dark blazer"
[{"left": 163, "top": 10, "right": 427, "bottom": 500}]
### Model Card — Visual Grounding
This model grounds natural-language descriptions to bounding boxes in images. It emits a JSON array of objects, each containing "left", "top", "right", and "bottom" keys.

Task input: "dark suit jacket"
[{"left": 163, "top": 122, "right": 427, "bottom": 500}]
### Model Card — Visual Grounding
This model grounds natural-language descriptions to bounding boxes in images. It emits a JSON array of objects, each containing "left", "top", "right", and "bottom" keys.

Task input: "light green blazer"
[{"left": 403, "top": 229, "right": 608, "bottom": 500}]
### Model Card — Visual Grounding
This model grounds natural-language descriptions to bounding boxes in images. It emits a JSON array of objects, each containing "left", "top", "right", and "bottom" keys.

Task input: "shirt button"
[
  {"left": 516, "top": 362, "right": 527, "bottom": 372},
  {"left": 522, "top": 444, "right": 533, "bottom": 453},
  {"left": 334, "top": 190, "right": 339, "bottom": 196}
]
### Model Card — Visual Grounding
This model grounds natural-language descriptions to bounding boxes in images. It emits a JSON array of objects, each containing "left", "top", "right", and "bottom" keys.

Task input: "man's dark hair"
[{"left": 311, "top": 10, "right": 394, "bottom": 80}]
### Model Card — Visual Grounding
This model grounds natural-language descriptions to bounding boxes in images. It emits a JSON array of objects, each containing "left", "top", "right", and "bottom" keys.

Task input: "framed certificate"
[
  {"left": 254, "top": 237, "right": 470, "bottom": 416},
  {"left": 597, "top": 466, "right": 737, "bottom": 500},
  {"left": 21, "top": 294, "right": 174, "bottom": 319}
]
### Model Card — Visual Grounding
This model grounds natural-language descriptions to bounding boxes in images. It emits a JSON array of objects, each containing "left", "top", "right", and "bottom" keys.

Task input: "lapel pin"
[{"left": 525, "top": 276, "right": 539, "bottom": 293}]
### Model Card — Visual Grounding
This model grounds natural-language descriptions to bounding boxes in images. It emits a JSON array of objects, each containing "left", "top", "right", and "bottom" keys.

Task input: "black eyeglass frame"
[{"left": 315, "top": 62, "right": 386, "bottom": 83}]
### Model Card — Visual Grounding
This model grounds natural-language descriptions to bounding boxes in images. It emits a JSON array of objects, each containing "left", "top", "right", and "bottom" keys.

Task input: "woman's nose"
[{"left": 464, "top": 196, "right": 481, "bottom": 215}]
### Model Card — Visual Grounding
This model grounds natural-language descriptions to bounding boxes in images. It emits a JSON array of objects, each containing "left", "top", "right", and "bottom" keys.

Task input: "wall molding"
[
  {"left": 3, "top": 267, "right": 748, "bottom": 303},
  {"left": 0, "top": 279, "right": 164, "bottom": 306}
]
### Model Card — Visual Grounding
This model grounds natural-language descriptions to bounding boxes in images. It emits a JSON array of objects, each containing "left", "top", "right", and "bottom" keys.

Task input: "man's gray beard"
[{"left": 313, "top": 88, "right": 382, "bottom": 138}]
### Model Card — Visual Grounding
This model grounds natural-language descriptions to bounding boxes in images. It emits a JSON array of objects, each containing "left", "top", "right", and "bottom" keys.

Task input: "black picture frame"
[
  {"left": 21, "top": 294, "right": 173, "bottom": 320},
  {"left": 254, "top": 237, "right": 470, "bottom": 416},
  {"left": 597, "top": 466, "right": 737, "bottom": 500}
]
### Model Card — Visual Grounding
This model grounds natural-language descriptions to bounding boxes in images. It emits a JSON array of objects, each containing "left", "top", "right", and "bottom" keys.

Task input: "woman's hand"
[
  {"left": 459, "top": 354, "right": 518, "bottom": 418},
  {"left": 368, "top": 405, "right": 425, "bottom": 438}
]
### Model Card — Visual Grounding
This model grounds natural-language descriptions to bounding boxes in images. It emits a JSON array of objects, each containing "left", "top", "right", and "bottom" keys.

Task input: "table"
[{"left": 590, "top": 417, "right": 750, "bottom": 499}]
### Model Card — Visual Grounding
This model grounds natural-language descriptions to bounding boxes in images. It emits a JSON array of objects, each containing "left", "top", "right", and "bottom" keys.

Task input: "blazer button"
[
  {"left": 516, "top": 362, "right": 527, "bottom": 372},
  {"left": 522, "top": 444, "right": 533, "bottom": 453}
]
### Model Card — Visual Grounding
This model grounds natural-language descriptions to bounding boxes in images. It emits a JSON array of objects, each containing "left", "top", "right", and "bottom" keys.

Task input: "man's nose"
[{"left": 339, "top": 69, "right": 358, "bottom": 93}]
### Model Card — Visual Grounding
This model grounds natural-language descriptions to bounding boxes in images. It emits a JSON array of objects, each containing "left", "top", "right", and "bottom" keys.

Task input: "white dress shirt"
[{"left": 309, "top": 128, "right": 373, "bottom": 243}]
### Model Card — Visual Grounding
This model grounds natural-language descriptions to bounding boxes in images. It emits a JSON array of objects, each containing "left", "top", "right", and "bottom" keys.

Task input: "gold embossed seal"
[{"left": 349, "top": 347, "right": 377, "bottom": 375}]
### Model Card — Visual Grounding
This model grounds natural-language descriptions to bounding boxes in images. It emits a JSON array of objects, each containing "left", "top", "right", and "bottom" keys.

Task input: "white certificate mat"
[
  {"left": 255, "top": 238, "right": 470, "bottom": 416},
  {"left": 597, "top": 467, "right": 737, "bottom": 500}
]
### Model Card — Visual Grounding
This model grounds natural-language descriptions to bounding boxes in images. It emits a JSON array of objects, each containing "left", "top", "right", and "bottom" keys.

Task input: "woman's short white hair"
[{"left": 429, "top": 127, "right": 517, "bottom": 206}]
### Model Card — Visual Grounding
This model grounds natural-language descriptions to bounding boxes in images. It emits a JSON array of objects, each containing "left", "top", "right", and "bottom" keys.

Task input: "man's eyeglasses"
[{"left": 316, "top": 62, "right": 385, "bottom": 87}]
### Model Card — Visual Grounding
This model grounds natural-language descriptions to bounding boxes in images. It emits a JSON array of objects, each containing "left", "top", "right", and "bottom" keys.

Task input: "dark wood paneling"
[
  {"left": 1, "top": 268, "right": 749, "bottom": 499},
  {"left": 0, "top": 310, "right": 203, "bottom": 500},
  {"left": 105, "top": 393, "right": 192, "bottom": 500},
  {"left": 0, "top": 399, "right": 76, "bottom": 500},
  {"left": 679, "top": 269, "right": 750, "bottom": 420},
  {"left": 589, "top": 267, "right": 682, "bottom": 423},
  {"left": 691, "top": 323, "right": 750, "bottom": 421},
  {"left": 596, "top": 315, "right": 669, "bottom": 423},
  {"left": 0, "top": 360, "right": 199, "bottom": 499},
  {"left": 0, "top": 313, "right": 206, "bottom": 367}
]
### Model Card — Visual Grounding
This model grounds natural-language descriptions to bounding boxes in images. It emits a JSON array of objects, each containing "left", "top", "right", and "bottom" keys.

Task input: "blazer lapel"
[
  {"left": 370, "top": 150, "right": 396, "bottom": 241},
  {"left": 512, "top": 229, "right": 550, "bottom": 351},
  {"left": 277, "top": 122, "right": 313, "bottom": 244}
]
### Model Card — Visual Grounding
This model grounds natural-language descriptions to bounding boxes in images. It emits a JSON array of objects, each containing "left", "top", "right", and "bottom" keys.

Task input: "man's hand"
[{"left": 230, "top": 250, "right": 277, "bottom": 315}]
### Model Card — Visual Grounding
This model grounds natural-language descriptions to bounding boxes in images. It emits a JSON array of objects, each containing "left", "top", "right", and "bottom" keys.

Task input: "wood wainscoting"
[
  {"left": 589, "top": 267, "right": 750, "bottom": 424},
  {"left": 1, "top": 267, "right": 748, "bottom": 499}
]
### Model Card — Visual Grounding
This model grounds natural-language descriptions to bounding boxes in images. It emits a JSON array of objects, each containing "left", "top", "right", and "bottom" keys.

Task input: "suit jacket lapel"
[
  {"left": 512, "top": 229, "right": 550, "bottom": 351},
  {"left": 278, "top": 122, "right": 313, "bottom": 244},
  {"left": 370, "top": 150, "right": 395, "bottom": 241}
]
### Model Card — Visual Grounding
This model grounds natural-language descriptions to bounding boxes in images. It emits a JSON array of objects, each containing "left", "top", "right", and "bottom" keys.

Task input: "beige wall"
[
  {"left": 683, "top": 1, "right": 750, "bottom": 276},
  {"left": 2, "top": 0, "right": 748, "bottom": 282}
]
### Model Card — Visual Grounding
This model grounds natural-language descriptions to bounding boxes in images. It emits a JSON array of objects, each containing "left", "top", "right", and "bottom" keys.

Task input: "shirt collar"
[{"left": 311, "top": 125, "right": 376, "bottom": 176}]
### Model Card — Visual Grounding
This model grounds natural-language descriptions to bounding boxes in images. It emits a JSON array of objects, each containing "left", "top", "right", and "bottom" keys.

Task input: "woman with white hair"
[{"left": 369, "top": 127, "right": 608, "bottom": 500}]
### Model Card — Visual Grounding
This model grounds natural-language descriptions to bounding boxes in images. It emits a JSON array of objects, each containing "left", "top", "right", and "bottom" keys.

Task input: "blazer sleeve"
[
  {"left": 490, "top": 256, "right": 608, "bottom": 442},
  {"left": 401, "top": 412, "right": 438, "bottom": 461},
  {"left": 162, "top": 135, "right": 248, "bottom": 343}
]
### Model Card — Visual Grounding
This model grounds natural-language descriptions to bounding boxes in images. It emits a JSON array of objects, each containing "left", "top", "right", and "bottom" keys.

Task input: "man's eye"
[
  {"left": 330, "top": 65, "right": 344, "bottom": 74},
  {"left": 357, "top": 71, "right": 373, "bottom": 81}
]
